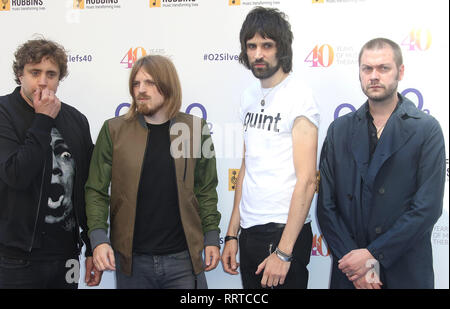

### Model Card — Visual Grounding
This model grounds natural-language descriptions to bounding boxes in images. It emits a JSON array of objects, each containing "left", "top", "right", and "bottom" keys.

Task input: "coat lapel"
[
  {"left": 365, "top": 98, "right": 420, "bottom": 188},
  {"left": 350, "top": 103, "right": 370, "bottom": 184}
]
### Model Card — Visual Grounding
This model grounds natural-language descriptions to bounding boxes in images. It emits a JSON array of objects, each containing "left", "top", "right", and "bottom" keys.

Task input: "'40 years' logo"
[
  {"left": 334, "top": 88, "right": 429, "bottom": 120},
  {"left": 304, "top": 44, "right": 334, "bottom": 67},
  {"left": 402, "top": 29, "right": 432, "bottom": 51}
]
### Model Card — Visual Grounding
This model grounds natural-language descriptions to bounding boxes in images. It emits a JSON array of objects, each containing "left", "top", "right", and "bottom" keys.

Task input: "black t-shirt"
[{"left": 133, "top": 120, "right": 188, "bottom": 255}]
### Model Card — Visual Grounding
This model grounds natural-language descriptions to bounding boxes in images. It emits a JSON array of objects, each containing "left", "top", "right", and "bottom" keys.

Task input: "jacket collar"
[
  {"left": 351, "top": 93, "right": 421, "bottom": 188},
  {"left": 136, "top": 112, "right": 180, "bottom": 129}
]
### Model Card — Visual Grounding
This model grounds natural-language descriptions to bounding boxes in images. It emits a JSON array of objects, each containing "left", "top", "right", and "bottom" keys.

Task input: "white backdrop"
[{"left": 0, "top": 0, "right": 448, "bottom": 289}]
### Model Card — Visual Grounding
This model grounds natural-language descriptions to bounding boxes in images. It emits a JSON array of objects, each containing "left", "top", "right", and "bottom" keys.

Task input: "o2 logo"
[
  {"left": 115, "top": 102, "right": 213, "bottom": 133},
  {"left": 115, "top": 102, "right": 130, "bottom": 117},
  {"left": 311, "top": 234, "right": 329, "bottom": 257},
  {"left": 401, "top": 29, "right": 432, "bottom": 51},
  {"left": 304, "top": 44, "right": 334, "bottom": 67},
  {"left": 120, "top": 47, "right": 147, "bottom": 69},
  {"left": 334, "top": 103, "right": 356, "bottom": 120},
  {"left": 401, "top": 88, "right": 430, "bottom": 114},
  {"left": 334, "top": 88, "right": 430, "bottom": 120}
]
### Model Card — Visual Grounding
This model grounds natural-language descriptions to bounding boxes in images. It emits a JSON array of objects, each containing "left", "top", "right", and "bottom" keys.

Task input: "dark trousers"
[
  {"left": 239, "top": 222, "right": 312, "bottom": 289},
  {"left": 0, "top": 255, "right": 79, "bottom": 289}
]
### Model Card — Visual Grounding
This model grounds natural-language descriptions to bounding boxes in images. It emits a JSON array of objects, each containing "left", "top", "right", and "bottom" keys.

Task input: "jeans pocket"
[{"left": 0, "top": 256, "right": 30, "bottom": 269}]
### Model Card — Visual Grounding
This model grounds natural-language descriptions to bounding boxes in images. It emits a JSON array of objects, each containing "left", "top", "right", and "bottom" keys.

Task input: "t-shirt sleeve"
[{"left": 289, "top": 84, "right": 320, "bottom": 130}]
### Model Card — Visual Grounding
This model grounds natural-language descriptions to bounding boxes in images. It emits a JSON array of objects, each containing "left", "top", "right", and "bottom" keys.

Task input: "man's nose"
[
  {"left": 255, "top": 46, "right": 263, "bottom": 59},
  {"left": 370, "top": 69, "right": 380, "bottom": 81},
  {"left": 138, "top": 83, "right": 147, "bottom": 93},
  {"left": 38, "top": 74, "right": 48, "bottom": 87}
]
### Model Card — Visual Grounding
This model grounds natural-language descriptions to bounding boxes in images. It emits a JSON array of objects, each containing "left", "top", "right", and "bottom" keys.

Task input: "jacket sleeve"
[
  {"left": 366, "top": 118, "right": 446, "bottom": 268},
  {"left": 317, "top": 124, "right": 359, "bottom": 259},
  {"left": 193, "top": 119, "right": 221, "bottom": 247},
  {"left": 79, "top": 113, "right": 95, "bottom": 257},
  {"left": 0, "top": 112, "right": 54, "bottom": 189},
  {"left": 85, "top": 120, "right": 113, "bottom": 250}
]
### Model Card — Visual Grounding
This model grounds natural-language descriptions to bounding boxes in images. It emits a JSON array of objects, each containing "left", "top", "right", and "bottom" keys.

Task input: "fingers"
[
  {"left": 107, "top": 249, "right": 116, "bottom": 269},
  {"left": 204, "top": 247, "right": 220, "bottom": 271},
  {"left": 257, "top": 255, "right": 288, "bottom": 288},
  {"left": 93, "top": 244, "right": 116, "bottom": 271},
  {"left": 33, "top": 88, "right": 61, "bottom": 118},
  {"left": 221, "top": 244, "right": 240, "bottom": 275},
  {"left": 32, "top": 88, "right": 42, "bottom": 106}
]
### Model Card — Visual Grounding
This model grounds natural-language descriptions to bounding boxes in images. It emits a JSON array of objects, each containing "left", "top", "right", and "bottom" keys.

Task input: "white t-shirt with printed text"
[{"left": 239, "top": 74, "right": 320, "bottom": 229}]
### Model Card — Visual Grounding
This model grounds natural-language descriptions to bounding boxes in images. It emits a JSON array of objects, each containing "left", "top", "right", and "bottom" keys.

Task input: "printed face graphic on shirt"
[{"left": 46, "top": 128, "right": 76, "bottom": 231}]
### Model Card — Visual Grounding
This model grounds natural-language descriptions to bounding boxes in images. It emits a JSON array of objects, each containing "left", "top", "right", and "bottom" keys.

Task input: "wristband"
[
  {"left": 224, "top": 236, "right": 238, "bottom": 242},
  {"left": 275, "top": 247, "right": 293, "bottom": 262}
]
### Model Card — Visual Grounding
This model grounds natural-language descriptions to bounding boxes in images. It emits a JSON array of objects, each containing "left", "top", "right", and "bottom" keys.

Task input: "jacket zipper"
[
  {"left": 29, "top": 159, "right": 46, "bottom": 252},
  {"left": 183, "top": 158, "right": 187, "bottom": 182},
  {"left": 72, "top": 169, "right": 83, "bottom": 252}
]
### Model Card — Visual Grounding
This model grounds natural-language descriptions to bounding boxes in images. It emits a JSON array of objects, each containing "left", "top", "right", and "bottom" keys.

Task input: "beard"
[
  {"left": 250, "top": 59, "right": 281, "bottom": 80},
  {"left": 135, "top": 96, "right": 165, "bottom": 116},
  {"left": 361, "top": 72, "right": 400, "bottom": 104}
]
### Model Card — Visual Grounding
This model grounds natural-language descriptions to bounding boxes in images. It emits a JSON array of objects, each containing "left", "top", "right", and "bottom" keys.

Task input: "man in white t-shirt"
[{"left": 221, "top": 6, "right": 320, "bottom": 289}]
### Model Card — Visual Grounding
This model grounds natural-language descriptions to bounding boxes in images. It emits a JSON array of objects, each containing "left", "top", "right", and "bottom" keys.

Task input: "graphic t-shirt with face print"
[{"left": 37, "top": 128, "right": 78, "bottom": 259}]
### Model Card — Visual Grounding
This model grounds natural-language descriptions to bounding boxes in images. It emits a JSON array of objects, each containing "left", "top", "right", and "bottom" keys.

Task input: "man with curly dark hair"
[{"left": 0, "top": 38, "right": 102, "bottom": 288}]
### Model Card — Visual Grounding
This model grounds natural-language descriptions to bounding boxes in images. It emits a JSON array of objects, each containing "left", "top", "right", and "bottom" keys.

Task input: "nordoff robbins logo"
[
  {"left": 150, "top": 0, "right": 198, "bottom": 8},
  {"left": 3, "top": 0, "right": 46, "bottom": 11}
]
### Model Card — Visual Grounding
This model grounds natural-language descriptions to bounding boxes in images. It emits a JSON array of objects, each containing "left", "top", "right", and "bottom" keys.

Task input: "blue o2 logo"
[
  {"left": 333, "top": 88, "right": 429, "bottom": 120},
  {"left": 115, "top": 103, "right": 130, "bottom": 117},
  {"left": 334, "top": 103, "right": 356, "bottom": 120},
  {"left": 401, "top": 88, "right": 429, "bottom": 114}
]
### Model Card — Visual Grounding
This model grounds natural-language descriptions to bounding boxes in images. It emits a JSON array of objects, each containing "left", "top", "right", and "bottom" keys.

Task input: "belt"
[{"left": 241, "top": 222, "right": 286, "bottom": 234}]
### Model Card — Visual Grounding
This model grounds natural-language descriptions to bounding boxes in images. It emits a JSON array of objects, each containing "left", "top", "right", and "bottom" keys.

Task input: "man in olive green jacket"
[{"left": 85, "top": 55, "right": 221, "bottom": 289}]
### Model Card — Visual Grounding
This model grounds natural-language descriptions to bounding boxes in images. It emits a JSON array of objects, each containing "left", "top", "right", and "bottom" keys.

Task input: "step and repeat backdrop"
[{"left": 1, "top": 0, "right": 448, "bottom": 289}]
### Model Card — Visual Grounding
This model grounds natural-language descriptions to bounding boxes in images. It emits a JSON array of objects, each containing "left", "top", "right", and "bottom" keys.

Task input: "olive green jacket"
[{"left": 85, "top": 112, "right": 220, "bottom": 275}]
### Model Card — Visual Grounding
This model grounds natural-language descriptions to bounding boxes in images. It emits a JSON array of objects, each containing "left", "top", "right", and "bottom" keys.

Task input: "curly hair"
[
  {"left": 239, "top": 6, "right": 293, "bottom": 73},
  {"left": 13, "top": 39, "right": 68, "bottom": 85}
]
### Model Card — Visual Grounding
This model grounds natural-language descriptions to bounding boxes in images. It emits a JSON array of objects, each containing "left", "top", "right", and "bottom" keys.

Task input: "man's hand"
[
  {"left": 84, "top": 256, "right": 103, "bottom": 286},
  {"left": 93, "top": 243, "right": 116, "bottom": 271},
  {"left": 353, "top": 271, "right": 383, "bottom": 289},
  {"left": 33, "top": 88, "right": 61, "bottom": 119},
  {"left": 204, "top": 246, "right": 220, "bottom": 271},
  {"left": 338, "top": 248, "right": 378, "bottom": 282},
  {"left": 256, "top": 253, "right": 291, "bottom": 288},
  {"left": 221, "top": 240, "right": 240, "bottom": 275}
]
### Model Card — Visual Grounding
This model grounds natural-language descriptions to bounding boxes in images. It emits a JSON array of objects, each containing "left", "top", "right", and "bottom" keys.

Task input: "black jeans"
[
  {"left": 0, "top": 255, "right": 79, "bottom": 289},
  {"left": 239, "top": 222, "right": 312, "bottom": 289}
]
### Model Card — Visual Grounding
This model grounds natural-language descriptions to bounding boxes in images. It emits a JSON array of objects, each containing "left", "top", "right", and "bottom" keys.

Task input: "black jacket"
[{"left": 0, "top": 87, "right": 93, "bottom": 256}]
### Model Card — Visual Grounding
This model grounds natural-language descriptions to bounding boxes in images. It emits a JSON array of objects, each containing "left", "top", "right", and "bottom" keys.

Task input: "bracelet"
[
  {"left": 275, "top": 247, "right": 293, "bottom": 262},
  {"left": 224, "top": 236, "right": 238, "bottom": 242}
]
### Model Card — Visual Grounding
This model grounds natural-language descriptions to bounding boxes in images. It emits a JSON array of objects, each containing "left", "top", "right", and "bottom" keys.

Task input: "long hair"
[
  {"left": 239, "top": 6, "right": 293, "bottom": 73},
  {"left": 13, "top": 38, "right": 68, "bottom": 85},
  {"left": 125, "top": 55, "right": 182, "bottom": 120}
]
